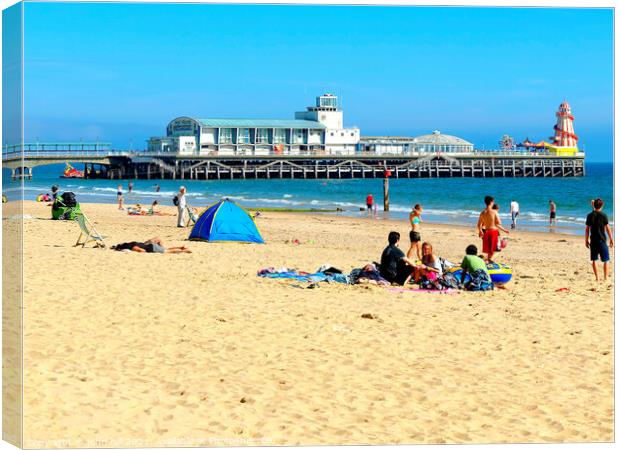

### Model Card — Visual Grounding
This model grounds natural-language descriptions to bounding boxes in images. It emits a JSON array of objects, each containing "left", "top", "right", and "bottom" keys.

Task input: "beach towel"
[
  {"left": 258, "top": 267, "right": 349, "bottom": 284},
  {"left": 388, "top": 287, "right": 459, "bottom": 295}
]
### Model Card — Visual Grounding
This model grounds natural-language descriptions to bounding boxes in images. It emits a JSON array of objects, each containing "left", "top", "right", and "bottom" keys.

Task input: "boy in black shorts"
[{"left": 585, "top": 198, "right": 614, "bottom": 281}]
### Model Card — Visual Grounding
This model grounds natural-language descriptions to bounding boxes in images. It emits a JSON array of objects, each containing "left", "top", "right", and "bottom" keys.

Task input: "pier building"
[
  {"left": 359, "top": 130, "right": 474, "bottom": 154},
  {"left": 147, "top": 94, "right": 360, "bottom": 156}
]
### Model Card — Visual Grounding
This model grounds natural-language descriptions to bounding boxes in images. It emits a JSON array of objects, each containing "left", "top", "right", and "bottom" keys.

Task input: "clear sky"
[{"left": 21, "top": 2, "right": 613, "bottom": 161}]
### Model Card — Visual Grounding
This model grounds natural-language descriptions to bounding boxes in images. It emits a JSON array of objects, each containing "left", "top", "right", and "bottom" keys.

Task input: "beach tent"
[{"left": 189, "top": 199, "right": 265, "bottom": 243}]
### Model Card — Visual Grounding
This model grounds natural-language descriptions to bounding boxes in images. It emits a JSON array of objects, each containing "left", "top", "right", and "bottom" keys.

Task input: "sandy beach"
[{"left": 12, "top": 200, "right": 613, "bottom": 446}]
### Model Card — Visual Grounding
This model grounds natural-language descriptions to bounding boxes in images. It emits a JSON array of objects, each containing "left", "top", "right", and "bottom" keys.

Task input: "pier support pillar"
[{"left": 383, "top": 176, "right": 389, "bottom": 212}]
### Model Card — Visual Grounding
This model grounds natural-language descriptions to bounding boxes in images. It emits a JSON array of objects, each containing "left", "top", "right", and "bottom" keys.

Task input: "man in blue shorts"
[{"left": 585, "top": 198, "right": 614, "bottom": 281}]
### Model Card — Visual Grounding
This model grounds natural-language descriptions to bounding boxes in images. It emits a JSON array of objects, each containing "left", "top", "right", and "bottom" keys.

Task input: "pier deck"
[{"left": 2, "top": 145, "right": 585, "bottom": 180}]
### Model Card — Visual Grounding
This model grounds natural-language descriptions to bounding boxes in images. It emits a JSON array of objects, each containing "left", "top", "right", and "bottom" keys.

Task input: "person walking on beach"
[
  {"left": 176, "top": 186, "right": 187, "bottom": 227},
  {"left": 549, "top": 200, "right": 557, "bottom": 226},
  {"left": 366, "top": 193, "right": 374, "bottom": 211},
  {"left": 510, "top": 199, "right": 519, "bottom": 229},
  {"left": 477, "top": 195, "right": 509, "bottom": 262},
  {"left": 585, "top": 198, "right": 614, "bottom": 282},
  {"left": 407, "top": 204, "right": 423, "bottom": 260},
  {"left": 117, "top": 185, "right": 124, "bottom": 210}
]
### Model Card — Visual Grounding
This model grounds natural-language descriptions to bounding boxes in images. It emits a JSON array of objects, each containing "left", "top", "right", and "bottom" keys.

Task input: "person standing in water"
[
  {"left": 128, "top": 181, "right": 134, "bottom": 195},
  {"left": 407, "top": 204, "right": 423, "bottom": 260},
  {"left": 549, "top": 199, "right": 557, "bottom": 226},
  {"left": 117, "top": 185, "right": 124, "bottom": 210},
  {"left": 510, "top": 199, "right": 519, "bottom": 229},
  {"left": 477, "top": 196, "right": 509, "bottom": 262},
  {"left": 366, "top": 193, "right": 374, "bottom": 212},
  {"left": 154, "top": 184, "right": 160, "bottom": 193}
]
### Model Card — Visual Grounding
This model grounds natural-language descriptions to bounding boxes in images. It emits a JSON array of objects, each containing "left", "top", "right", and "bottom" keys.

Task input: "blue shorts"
[{"left": 590, "top": 240, "right": 610, "bottom": 262}]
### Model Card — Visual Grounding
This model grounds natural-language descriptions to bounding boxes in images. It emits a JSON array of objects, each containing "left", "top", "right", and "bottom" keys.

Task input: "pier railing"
[
  {"left": 2, "top": 145, "right": 585, "bottom": 160},
  {"left": 2, "top": 143, "right": 117, "bottom": 159}
]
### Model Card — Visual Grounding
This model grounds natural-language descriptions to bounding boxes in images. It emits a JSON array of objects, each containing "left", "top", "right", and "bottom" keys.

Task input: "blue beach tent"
[{"left": 189, "top": 199, "right": 265, "bottom": 243}]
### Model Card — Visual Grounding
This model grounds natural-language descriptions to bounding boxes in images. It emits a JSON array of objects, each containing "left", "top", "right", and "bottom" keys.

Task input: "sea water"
[{"left": 3, "top": 162, "right": 613, "bottom": 235}]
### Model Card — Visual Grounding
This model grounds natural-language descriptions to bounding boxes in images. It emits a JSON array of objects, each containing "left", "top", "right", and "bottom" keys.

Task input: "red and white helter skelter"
[{"left": 551, "top": 101, "right": 579, "bottom": 149}]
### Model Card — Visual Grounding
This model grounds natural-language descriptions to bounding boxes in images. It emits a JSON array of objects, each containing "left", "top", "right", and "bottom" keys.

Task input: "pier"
[{"left": 2, "top": 143, "right": 585, "bottom": 181}]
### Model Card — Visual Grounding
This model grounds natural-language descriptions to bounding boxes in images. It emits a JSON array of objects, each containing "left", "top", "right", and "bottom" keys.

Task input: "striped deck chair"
[{"left": 74, "top": 212, "right": 107, "bottom": 248}]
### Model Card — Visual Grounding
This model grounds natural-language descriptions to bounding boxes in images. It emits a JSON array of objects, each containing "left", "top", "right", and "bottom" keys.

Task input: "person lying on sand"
[
  {"left": 112, "top": 237, "right": 192, "bottom": 254},
  {"left": 127, "top": 204, "right": 148, "bottom": 215}
]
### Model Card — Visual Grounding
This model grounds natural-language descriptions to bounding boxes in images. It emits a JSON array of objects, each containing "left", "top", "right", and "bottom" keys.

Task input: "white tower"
[
  {"left": 295, "top": 93, "right": 359, "bottom": 154},
  {"left": 295, "top": 93, "right": 343, "bottom": 128}
]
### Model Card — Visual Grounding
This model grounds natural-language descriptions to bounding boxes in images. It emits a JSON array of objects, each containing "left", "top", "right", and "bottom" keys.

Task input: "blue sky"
[{"left": 20, "top": 3, "right": 613, "bottom": 161}]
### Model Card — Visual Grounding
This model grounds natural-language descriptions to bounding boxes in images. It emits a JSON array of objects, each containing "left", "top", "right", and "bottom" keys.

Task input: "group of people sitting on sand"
[
  {"left": 378, "top": 230, "right": 494, "bottom": 291},
  {"left": 375, "top": 196, "right": 510, "bottom": 291}
]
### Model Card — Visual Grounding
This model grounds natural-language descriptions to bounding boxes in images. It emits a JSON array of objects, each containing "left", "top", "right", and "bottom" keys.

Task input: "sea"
[{"left": 3, "top": 162, "right": 613, "bottom": 235}]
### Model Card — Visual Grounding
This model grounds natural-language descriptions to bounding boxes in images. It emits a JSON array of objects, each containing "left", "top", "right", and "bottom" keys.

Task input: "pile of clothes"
[{"left": 349, "top": 264, "right": 390, "bottom": 286}]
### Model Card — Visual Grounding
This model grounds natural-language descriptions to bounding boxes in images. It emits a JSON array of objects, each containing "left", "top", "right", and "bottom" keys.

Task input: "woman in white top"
[{"left": 410, "top": 242, "right": 442, "bottom": 283}]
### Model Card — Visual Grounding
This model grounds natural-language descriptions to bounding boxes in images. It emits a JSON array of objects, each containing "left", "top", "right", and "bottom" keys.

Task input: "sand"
[{"left": 9, "top": 200, "right": 614, "bottom": 446}]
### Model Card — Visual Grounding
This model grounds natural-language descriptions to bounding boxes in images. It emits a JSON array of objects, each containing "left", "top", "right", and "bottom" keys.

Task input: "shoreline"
[
  {"left": 8, "top": 167, "right": 613, "bottom": 236},
  {"left": 14, "top": 199, "right": 587, "bottom": 238}
]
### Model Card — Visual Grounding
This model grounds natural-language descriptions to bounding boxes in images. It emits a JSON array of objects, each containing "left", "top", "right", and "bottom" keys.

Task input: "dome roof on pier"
[{"left": 413, "top": 130, "right": 473, "bottom": 146}]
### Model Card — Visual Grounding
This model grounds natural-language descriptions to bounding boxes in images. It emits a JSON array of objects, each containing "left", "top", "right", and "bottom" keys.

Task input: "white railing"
[{"left": 2, "top": 148, "right": 586, "bottom": 160}]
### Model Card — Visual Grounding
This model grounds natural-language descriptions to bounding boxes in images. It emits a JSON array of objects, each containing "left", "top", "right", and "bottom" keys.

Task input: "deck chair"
[
  {"left": 184, "top": 204, "right": 198, "bottom": 227},
  {"left": 74, "top": 212, "right": 107, "bottom": 248}
]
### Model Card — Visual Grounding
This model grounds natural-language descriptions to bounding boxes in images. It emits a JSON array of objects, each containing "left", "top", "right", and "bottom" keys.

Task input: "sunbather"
[{"left": 112, "top": 237, "right": 192, "bottom": 254}]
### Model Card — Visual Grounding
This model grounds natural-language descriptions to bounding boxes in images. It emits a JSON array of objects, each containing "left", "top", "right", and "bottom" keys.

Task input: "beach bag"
[
  {"left": 465, "top": 269, "right": 494, "bottom": 292},
  {"left": 172, "top": 195, "right": 179, "bottom": 206},
  {"left": 440, "top": 272, "right": 461, "bottom": 290},
  {"left": 51, "top": 203, "right": 81, "bottom": 220},
  {"left": 60, "top": 192, "right": 77, "bottom": 207}
]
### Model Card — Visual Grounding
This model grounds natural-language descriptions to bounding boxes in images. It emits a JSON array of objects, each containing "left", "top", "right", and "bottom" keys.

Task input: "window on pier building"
[
  {"left": 273, "top": 128, "right": 287, "bottom": 144},
  {"left": 219, "top": 128, "right": 233, "bottom": 144},
  {"left": 238, "top": 128, "right": 250, "bottom": 144},
  {"left": 292, "top": 129, "right": 305, "bottom": 144},
  {"left": 318, "top": 95, "right": 338, "bottom": 108},
  {"left": 256, "top": 128, "right": 270, "bottom": 144}
]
